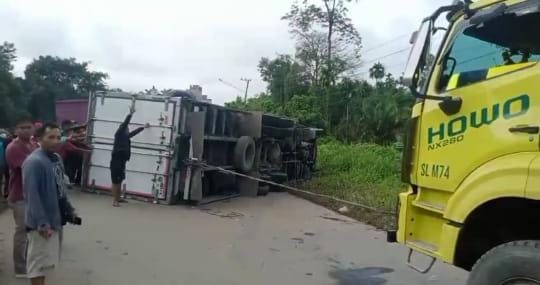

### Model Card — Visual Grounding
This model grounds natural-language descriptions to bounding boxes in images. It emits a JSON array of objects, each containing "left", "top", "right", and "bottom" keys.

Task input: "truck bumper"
[{"left": 394, "top": 186, "right": 461, "bottom": 264}]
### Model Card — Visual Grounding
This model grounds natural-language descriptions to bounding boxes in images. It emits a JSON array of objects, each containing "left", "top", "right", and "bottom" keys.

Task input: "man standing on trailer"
[{"left": 110, "top": 107, "right": 149, "bottom": 207}]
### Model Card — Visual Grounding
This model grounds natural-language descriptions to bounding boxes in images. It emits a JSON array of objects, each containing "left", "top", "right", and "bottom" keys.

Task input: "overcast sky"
[{"left": 0, "top": 0, "right": 448, "bottom": 105}]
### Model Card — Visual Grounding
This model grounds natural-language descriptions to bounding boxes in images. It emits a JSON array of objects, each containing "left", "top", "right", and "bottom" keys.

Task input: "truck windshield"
[{"left": 438, "top": 9, "right": 540, "bottom": 91}]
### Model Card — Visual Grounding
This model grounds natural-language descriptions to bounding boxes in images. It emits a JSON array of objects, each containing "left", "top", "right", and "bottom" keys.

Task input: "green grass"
[{"left": 304, "top": 141, "right": 403, "bottom": 212}]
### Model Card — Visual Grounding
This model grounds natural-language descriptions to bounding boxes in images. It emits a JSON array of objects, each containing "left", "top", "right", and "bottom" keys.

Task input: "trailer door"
[{"left": 85, "top": 94, "right": 176, "bottom": 201}]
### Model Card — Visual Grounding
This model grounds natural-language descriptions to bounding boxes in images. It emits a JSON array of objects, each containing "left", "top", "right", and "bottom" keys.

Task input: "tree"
[
  {"left": 0, "top": 42, "right": 27, "bottom": 127},
  {"left": 225, "top": 93, "right": 281, "bottom": 114},
  {"left": 24, "top": 56, "right": 108, "bottom": 120},
  {"left": 282, "top": 0, "right": 362, "bottom": 131},
  {"left": 142, "top": 85, "right": 158, "bottom": 95},
  {"left": 282, "top": 0, "right": 362, "bottom": 84},
  {"left": 0, "top": 42, "right": 16, "bottom": 72},
  {"left": 294, "top": 31, "right": 327, "bottom": 86},
  {"left": 282, "top": 94, "right": 324, "bottom": 127},
  {"left": 258, "top": 55, "right": 310, "bottom": 106},
  {"left": 369, "top": 62, "right": 386, "bottom": 83}
]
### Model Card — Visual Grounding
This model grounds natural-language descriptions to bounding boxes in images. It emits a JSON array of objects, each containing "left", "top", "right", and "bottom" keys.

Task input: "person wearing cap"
[
  {"left": 58, "top": 121, "right": 91, "bottom": 185},
  {"left": 60, "top": 120, "right": 76, "bottom": 141}
]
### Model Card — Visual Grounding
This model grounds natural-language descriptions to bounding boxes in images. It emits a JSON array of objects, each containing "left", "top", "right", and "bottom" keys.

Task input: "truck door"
[
  {"left": 85, "top": 94, "right": 177, "bottom": 201},
  {"left": 416, "top": 13, "right": 540, "bottom": 194}
]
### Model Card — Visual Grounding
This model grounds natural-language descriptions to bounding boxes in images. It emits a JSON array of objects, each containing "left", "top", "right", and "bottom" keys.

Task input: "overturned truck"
[{"left": 83, "top": 91, "right": 318, "bottom": 204}]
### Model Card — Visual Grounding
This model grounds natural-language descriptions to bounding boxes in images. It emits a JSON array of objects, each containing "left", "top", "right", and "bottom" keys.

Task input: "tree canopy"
[
  {"left": 227, "top": 1, "right": 414, "bottom": 144},
  {"left": 0, "top": 42, "right": 27, "bottom": 126},
  {"left": 0, "top": 44, "right": 108, "bottom": 125}
]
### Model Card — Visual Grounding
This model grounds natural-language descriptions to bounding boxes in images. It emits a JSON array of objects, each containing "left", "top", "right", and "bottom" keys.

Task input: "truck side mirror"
[
  {"left": 402, "top": 22, "right": 431, "bottom": 88},
  {"left": 439, "top": 97, "right": 463, "bottom": 116}
]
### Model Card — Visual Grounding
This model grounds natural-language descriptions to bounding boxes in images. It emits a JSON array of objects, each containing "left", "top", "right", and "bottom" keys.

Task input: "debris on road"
[
  {"left": 338, "top": 206, "right": 349, "bottom": 213},
  {"left": 320, "top": 215, "right": 354, "bottom": 224}
]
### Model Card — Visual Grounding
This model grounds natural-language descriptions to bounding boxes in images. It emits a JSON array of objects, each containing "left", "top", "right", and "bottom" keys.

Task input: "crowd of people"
[
  {"left": 1, "top": 119, "right": 91, "bottom": 199},
  {"left": 1, "top": 108, "right": 147, "bottom": 285}
]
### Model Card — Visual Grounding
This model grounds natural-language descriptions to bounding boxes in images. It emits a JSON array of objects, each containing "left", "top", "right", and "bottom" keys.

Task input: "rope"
[{"left": 198, "top": 163, "right": 396, "bottom": 216}]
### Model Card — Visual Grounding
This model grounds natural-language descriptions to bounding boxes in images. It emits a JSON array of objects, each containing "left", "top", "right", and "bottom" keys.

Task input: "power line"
[
  {"left": 218, "top": 78, "right": 244, "bottom": 93},
  {"left": 351, "top": 61, "right": 407, "bottom": 77},
  {"left": 362, "top": 33, "right": 409, "bottom": 54},
  {"left": 361, "top": 47, "right": 410, "bottom": 65},
  {"left": 346, "top": 46, "right": 409, "bottom": 72}
]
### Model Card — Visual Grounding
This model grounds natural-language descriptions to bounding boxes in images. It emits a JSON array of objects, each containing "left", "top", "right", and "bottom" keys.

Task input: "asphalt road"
[{"left": 0, "top": 191, "right": 467, "bottom": 285}]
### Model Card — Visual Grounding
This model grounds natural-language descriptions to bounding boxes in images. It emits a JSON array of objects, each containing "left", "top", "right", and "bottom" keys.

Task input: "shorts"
[
  {"left": 110, "top": 159, "right": 127, "bottom": 184},
  {"left": 26, "top": 230, "right": 61, "bottom": 279}
]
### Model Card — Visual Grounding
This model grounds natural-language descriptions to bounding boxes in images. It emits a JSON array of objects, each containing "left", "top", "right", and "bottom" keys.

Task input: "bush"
[{"left": 304, "top": 141, "right": 403, "bottom": 211}]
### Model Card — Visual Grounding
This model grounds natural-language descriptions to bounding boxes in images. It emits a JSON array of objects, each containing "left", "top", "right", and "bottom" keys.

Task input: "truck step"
[
  {"left": 412, "top": 200, "right": 445, "bottom": 214},
  {"left": 407, "top": 239, "right": 439, "bottom": 253}
]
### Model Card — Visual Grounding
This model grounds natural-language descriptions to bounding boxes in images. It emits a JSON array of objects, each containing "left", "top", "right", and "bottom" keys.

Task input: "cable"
[
  {"left": 344, "top": 46, "right": 409, "bottom": 75},
  {"left": 362, "top": 34, "right": 409, "bottom": 54},
  {"left": 352, "top": 44, "right": 497, "bottom": 78},
  {"left": 362, "top": 47, "right": 410, "bottom": 65},
  {"left": 350, "top": 61, "right": 407, "bottom": 77},
  {"left": 197, "top": 162, "right": 396, "bottom": 215}
]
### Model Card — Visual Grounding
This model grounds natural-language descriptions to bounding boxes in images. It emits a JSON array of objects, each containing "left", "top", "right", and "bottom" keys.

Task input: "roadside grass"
[{"left": 300, "top": 141, "right": 404, "bottom": 229}]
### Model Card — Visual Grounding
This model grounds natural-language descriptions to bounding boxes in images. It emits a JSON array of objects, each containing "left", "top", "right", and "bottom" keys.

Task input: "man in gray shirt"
[{"left": 23, "top": 122, "right": 76, "bottom": 285}]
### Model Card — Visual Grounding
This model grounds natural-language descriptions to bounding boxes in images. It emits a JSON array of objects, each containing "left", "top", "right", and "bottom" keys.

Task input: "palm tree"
[{"left": 369, "top": 62, "right": 386, "bottom": 83}]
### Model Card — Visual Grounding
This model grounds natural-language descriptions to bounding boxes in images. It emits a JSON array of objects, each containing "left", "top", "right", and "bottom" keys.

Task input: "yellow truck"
[{"left": 387, "top": 0, "right": 540, "bottom": 284}]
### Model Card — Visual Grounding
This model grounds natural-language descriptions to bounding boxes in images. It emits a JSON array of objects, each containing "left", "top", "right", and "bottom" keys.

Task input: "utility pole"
[
  {"left": 346, "top": 93, "right": 352, "bottom": 143},
  {"left": 240, "top": 78, "right": 252, "bottom": 103}
]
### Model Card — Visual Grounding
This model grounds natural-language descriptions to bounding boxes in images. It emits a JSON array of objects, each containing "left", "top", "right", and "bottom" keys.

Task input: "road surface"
[{"left": 0, "top": 191, "right": 466, "bottom": 285}]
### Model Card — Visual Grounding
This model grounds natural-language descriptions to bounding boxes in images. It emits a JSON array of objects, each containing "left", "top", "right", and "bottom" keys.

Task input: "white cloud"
[{"left": 0, "top": 0, "right": 448, "bottom": 105}]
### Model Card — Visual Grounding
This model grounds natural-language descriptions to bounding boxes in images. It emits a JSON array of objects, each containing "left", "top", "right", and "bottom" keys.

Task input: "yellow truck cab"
[{"left": 389, "top": 0, "right": 540, "bottom": 284}]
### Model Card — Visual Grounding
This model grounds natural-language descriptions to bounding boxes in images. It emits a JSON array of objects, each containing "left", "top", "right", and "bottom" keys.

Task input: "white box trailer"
[
  {"left": 83, "top": 91, "right": 318, "bottom": 204},
  {"left": 84, "top": 94, "right": 177, "bottom": 202}
]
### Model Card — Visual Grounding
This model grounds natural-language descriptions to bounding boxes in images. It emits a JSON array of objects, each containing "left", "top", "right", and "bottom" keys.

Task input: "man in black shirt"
[{"left": 110, "top": 108, "right": 149, "bottom": 207}]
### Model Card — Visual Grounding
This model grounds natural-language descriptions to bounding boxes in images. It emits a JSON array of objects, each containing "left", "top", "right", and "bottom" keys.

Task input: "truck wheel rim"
[{"left": 502, "top": 277, "right": 540, "bottom": 285}]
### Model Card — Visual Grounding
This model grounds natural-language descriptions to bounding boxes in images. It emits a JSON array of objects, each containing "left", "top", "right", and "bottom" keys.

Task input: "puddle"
[{"left": 329, "top": 267, "right": 394, "bottom": 285}]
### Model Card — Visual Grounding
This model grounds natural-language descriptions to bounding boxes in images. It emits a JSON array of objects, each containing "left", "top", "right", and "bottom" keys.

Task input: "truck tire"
[
  {"left": 234, "top": 136, "right": 255, "bottom": 173},
  {"left": 467, "top": 240, "right": 540, "bottom": 285},
  {"left": 260, "top": 144, "right": 268, "bottom": 164}
]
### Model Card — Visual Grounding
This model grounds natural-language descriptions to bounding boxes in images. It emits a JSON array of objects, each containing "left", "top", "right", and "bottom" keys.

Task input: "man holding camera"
[{"left": 23, "top": 122, "right": 79, "bottom": 285}]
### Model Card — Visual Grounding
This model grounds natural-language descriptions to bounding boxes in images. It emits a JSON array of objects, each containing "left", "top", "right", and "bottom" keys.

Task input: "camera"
[
  {"left": 65, "top": 213, "right": 82, "bottom": 226},
  {"left": 59, "top": 196, "right": 82, "bottom": 226}
]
